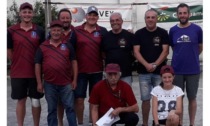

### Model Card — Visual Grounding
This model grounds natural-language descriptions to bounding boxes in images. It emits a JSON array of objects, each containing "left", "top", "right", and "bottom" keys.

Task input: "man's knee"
[
  {"left": 122, "top": 112, "right": 139, "bottom": 125},
  {"left": 31, "top": 98, "right": 41, "bottom": 107},
  {"left": 130, "top": 113, "right": 139, "bottom": 125},
  {"left": 17, "top": 97, "right": 27, "bottom": 105}
]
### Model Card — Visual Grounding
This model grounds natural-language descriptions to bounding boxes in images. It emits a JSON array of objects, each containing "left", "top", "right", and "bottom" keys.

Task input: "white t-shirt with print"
[{"left": 151, "top": 85, "right": 184, "bottom": 120}]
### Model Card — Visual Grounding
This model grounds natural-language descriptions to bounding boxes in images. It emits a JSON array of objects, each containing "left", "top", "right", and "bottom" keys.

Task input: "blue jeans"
[
  {"left": 44, "top": 81, "right": 77, "bottom": 126},
  {"left": 138, "top": 74, "right": 161, "bottom": 101}
]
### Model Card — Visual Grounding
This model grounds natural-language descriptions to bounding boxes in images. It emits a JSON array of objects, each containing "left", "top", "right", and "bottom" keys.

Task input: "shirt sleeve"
[
  {"left": 7, "top": 30, "right": 13, "bottom": 49},
  {"left": 169, "top": 28, "right": 174, "bottom": 47},
  {"left": 151, "top": 86, "right": 158, "bottom": 97},
  {"left": 176, "top": 86, "right": 184, "bottom": 97},
  {"left": 88, "top": 85, "right": 99, "bottom": 105},
  {"left": 40, "top": 30, "right": 45, "bottom": 44},
  {"left": 99, "top": 26, "right": 108, "bottom": 37},
  {"left": 66, "top": 43, "right": 76, "bottom": 61},
  {"left": 198, "top": 26, "right": 203, "bottom": 44},
  {"left": 35, "top": 26, "right": 45, "bottom": 44},
  {"left": 124, "top": 84, "right": 137, "bottom": 106},
  {"left": 69, "top": 31, "right": 77, "bottom": 49},
  {"left": 161, "top": 29, "right": 170, "bottom": 45},
  {"left": 133, "top": 30, "right": 141, "bottom": 46},
  {"left": 34, "top": 47, "right": 43, "bottom": 64}
]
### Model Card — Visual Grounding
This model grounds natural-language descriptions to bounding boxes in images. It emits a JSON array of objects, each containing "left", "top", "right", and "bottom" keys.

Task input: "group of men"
[{"left": 7, "top": 2, "right": 202, "bottom": 126}]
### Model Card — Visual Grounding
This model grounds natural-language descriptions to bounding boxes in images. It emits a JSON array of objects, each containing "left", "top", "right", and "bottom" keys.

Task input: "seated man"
[{"left": 89, "top": 63, "right": 139, "bottom": 126}]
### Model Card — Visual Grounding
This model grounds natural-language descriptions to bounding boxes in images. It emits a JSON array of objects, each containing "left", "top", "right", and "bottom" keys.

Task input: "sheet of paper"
[{"left": 96, "top": 107, "right": 120, "bottom": 126}]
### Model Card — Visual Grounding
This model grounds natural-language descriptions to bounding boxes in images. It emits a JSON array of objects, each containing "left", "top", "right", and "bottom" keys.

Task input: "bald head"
[
  {"left": 110, "top": 12, "right": 123, "bottom": 34},
  {"left": 110, "top": 12, "right": 122, "bottom": 20}
]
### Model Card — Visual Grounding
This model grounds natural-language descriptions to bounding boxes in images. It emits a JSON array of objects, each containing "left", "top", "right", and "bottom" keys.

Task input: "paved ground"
[{"left": 7, "top": 73, "right": 203, "bottom": 126}]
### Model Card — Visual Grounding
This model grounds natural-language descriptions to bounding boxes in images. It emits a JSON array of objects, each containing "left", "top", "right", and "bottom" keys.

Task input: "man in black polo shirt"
[
  {"left": 133, "top": 9, "right": 170, "bottom": 126},
  {"left": 7, "top": 2, "right": 45, "bottom": 126},
  {"left": 35, "top": 20, "right": 78, "bottom": 126},
  {"left": 101, "top": 12, "right": 135, "bottom": 86}
]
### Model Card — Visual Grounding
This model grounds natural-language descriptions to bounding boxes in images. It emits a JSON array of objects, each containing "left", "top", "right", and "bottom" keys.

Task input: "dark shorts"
[
  {"left": 11, "top": 78, "right": 44, "bottom": 100},
  {"left": 112, "top": 112, "right": 139, "bottom": 126},
  {"left": 153, "top": 119, "right": 167, "bottom": 125},
  {"left": 74, "top": 72, "right": 103, "bottom": 98},
  {"left": 173, "top": 74, "right": 200, "bottom": 99}
]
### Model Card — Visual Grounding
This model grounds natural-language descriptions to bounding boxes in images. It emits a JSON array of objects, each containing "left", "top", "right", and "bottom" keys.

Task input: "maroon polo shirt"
[
  {"left": 89, "top": 80, "right": 137, "bottom": 118},
  {"left": 7, "top": 23, "right": 45, "bottom": 78},
  {"left": 74, "top": 23, "right": 105, "bottom": 73},
  {"left": 35, "top": 40, "right": 76, "bottom": 85}
]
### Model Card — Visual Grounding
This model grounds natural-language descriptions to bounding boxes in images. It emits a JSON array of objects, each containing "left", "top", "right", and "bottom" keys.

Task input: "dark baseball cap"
[
  {"left": 105, "top": 63, "right": 121, "bottom": 73},
  {"left": 50, "top": 20, "right": 63, "bottom": 28},
  {"left": 87, "top": 6, "right": 98, "bottom": 15},
  {"left": 160, "top": 65, "right": 174, "bottom": 75},
  {"left": 20, "top": 2, "right": 33, "bottom": 10}
]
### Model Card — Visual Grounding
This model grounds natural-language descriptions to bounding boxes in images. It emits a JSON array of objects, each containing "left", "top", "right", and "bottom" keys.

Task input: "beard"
[
  {"left": 179, "top": 18, "right": 189, "bottom": 25},
  {"left": 63, "top": 26, "right": 70, "bottom": 31},
  {"left": 63, "top": 22, "right": 70, "bottom": 30}
]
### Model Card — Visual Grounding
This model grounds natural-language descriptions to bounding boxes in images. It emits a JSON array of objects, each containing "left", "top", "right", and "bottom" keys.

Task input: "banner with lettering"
[
  {"left": 148, "top": 1, "right": 203, "bottom": 31},
  {"left": 61, "top": 4, "right": 132, "bottom": 30}
]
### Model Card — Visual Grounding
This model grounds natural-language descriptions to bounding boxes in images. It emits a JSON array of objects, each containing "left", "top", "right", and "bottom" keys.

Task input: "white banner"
[
  {"left": 148, "top": 1, "right": 203, "bottom": 31},
  {"left": 59, "top": 4, "right": 132, "bottom": 30}
]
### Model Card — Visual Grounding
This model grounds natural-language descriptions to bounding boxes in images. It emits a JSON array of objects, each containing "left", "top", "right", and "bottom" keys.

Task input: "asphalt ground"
[{"left": 7, "top": 73, "right": 203, "bottom": 126}]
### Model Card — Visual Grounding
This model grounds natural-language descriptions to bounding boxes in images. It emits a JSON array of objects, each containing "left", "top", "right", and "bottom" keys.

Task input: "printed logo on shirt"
[
  {"left": 31, "top": 31, "right": 37, "bottom": 38},
  {"left": 93, "top": 31, "right": 100, "bottom": 37},
  {"left": 177, "top": 35, "right": 191, "bottom": 43},
  {"left": 158, "top": 100, "right": 176, "bottom": 119},
  {"left": 153, "top": 36, "right": 161, "bottom": 46},
  {"left": 118, "top": 38, "right": 127, "bottom": 48},
  {"left": 60, "top": 44, "right": 67, "bottom": 50}
]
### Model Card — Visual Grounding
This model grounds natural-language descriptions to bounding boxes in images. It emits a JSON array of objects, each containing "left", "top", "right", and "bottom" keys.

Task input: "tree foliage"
[
  {"left": 7, "top": 0, "right": 59, "bottom": 29},
  {"left": 7, "top": 1, "right": 19, "bottom": 27}
]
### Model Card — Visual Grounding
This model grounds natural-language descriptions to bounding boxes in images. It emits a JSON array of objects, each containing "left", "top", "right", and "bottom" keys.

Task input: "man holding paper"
[{"left": 89, "top": 63, "right": 139, "bottom": 126}]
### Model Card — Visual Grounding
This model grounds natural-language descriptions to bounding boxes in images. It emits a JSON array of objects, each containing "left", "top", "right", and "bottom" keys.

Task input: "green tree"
[
  {"left": 7, "top": 0, "right": 58, "bottom": 29},
  {"left": 7, "top": 1, "right": 19, "bottom": 27}
]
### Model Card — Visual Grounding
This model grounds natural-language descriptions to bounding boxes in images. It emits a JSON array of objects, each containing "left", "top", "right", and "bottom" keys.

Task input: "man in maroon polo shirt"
[
  {"left": 89, "top": 63, "right": 139, "bottom": 126},
  {"left": 72, "top": 6, "right": 108, "bottom": 125},
  {"left": 7, "top": 2, "right": 45, "bottom": 126},
  {"left": 56, "top": 8, "right": 76, "bottom": 126},
  {"left": 58, "top": 8, "right": 75, "bottom": 43},
  {"left": 46, "top": 8, "right": 77, "bottom": 126},
  {"left": 35, "top": 20, "right": 78, "bottom": 126}
]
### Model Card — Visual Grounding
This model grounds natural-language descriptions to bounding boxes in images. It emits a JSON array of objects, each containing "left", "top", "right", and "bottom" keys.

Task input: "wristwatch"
[{"left": 152, "top": 64, "right": 157, "bottom": 69}]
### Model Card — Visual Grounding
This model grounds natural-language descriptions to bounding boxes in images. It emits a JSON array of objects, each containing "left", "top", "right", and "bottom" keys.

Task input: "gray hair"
[{"left": 144, "top": 9, "right": 158, "bottom": 19}]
